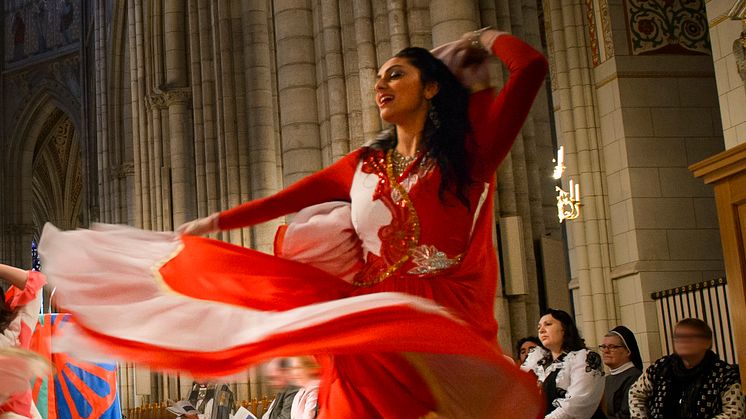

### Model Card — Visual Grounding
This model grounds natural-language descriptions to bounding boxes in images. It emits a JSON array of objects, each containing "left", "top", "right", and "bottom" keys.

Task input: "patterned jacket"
[{"left": 629, "top": 352, "right": 744, "bottom": 419}]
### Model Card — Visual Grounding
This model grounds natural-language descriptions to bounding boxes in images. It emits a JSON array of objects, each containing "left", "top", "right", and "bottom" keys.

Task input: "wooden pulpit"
[{"left": 691, "top": 142, "right": 746, "bottom": 384}]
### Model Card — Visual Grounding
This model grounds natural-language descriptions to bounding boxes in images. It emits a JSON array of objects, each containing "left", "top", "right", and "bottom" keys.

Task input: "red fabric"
[
  {"left": 218, "top": 148, "right": 364, "bottom": 231},
  {"left": 5, "top": 271, "right": 46, "bottom": 311}
]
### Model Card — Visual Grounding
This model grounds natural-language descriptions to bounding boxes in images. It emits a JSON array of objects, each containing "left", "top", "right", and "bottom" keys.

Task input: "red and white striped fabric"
[{"left": 40, "top": 223, "right": 542, "bottom": 418}]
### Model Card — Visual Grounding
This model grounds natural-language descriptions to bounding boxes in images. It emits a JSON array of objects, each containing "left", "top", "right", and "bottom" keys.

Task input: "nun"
[{"left": 599, "top": 326, "right": 643, "bottom": 419}]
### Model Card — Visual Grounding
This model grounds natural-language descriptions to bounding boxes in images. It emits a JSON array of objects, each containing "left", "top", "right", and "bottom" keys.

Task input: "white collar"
[{"left": 609, "top": 361, "right": 635, "bottom": 375}]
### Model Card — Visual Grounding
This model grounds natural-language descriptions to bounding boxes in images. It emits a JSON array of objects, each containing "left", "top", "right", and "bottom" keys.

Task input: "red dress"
[{"left": 40, "top": 34, "right": 548, "bottom": 419}]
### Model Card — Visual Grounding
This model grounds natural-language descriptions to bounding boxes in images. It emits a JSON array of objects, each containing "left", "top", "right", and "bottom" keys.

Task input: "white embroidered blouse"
[{"left": 521, "top": 347, "right": 606, "bottom": 419}]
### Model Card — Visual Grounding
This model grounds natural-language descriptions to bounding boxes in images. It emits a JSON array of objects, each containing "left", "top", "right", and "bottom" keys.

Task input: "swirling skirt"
[{"left": 39, "top": 223, "right": 542, "bottom": 418}]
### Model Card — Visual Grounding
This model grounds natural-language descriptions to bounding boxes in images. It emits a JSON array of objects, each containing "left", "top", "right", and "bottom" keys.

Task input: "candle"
[
  {"left": 575, "top": 182, "right": 580, "bottom": 202},
  {"left": 569, "top": 179, "right": 574, "bottom": 200}
]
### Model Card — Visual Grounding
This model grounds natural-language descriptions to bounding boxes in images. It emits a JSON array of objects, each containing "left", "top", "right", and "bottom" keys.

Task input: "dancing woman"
[
  {"left": 41, "top": 28, "right": 548, "bottom": 419},
  {"left": 0, "top": 264, "right": 46, "bottom": 419}
]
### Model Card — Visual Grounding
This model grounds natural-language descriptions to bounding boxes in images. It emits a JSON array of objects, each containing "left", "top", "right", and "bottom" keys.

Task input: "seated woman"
[
  {"left": 600, "top": 325, "right": 642, "bottom": 419},
  {"left": 0, "top": 263, "right": 46, "bottom": 419},
  {"left": 521, "top": 309, "right": 605, "bottom": 419}
]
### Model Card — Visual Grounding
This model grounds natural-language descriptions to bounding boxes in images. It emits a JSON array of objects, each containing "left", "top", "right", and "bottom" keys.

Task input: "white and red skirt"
[{"left": 40, "top": 217, "right": 542, "bottom": 418}]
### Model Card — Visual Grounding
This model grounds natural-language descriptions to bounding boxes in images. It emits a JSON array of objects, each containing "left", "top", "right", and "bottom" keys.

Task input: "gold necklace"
[{"left": 391, "top": 148, "right": 419, "bottom": 177}]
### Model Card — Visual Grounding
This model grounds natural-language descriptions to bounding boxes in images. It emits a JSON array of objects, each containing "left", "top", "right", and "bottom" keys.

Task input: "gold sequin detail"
[{"left": 352, "top": 150, "right": 421, "bottom": 287}]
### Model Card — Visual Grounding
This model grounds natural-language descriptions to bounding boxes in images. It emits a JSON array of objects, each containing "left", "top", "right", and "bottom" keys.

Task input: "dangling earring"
[{"left": 428, "top": 103, "right": 441, "bottom": 130}]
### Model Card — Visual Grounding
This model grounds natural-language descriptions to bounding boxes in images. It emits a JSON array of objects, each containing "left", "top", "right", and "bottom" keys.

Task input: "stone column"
[
  {"left": 387, "top": 0, "right": 409, "bottom": 52},
  {"left": 352, "top": 0, "right": 382, "bottom": 143},
  {"left": 544, "top": 0, "right": 615, "bottom": 346},
  {"left": 430, "top": 0, "right": 479, "bottom": 46},
  {"left": 164, "top": 88, "right": 194, "bottom": 229},
  {"left": 164, "top": 0, "right": 195, "bottom": 228},
  {"left": 319, "top": 0, "right": 351, "bottom": 161},
  {"left": 243, "top": 0, "right": 282, "bottom": 252},
  {"left": 273, "top": 0, "right": 323, "bottom": 185}
]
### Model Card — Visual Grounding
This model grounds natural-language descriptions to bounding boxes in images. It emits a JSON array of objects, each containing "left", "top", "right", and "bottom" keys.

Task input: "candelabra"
[{"left": 552, "top": 146, "right": 582, "bottom": 222}]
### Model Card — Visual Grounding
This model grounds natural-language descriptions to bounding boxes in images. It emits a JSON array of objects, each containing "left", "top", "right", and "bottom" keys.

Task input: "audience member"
[
  {"left": 521, "top": 309, "right": 605, "bottom": 419},
  {"left": 629, "top": 318, "right": 744, "bottom": 418},
  {"left": 516, "top": 336, "right": 542, "bottom": 365},
  {"left": 263, "top": 359, "right": 300, "bottom": 419},
  {"left": 600, "top": 325, "right": 642, "bottom": 419}
]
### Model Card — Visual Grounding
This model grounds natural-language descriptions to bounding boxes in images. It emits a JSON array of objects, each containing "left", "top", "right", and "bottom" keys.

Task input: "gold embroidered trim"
[{"left": 352, "top": 150, "right": 421, "bottom": 287}]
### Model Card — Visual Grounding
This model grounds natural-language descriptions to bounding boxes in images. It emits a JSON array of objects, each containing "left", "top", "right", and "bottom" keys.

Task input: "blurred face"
[
  {"left": 519, "top": 341, "right": 539, "bottom": 364},
  {"left": 538, "top": 314, "right": 565, "bottom": 354},
  {"left": 375, "top": 57, "right": 438, "bottom": 125},
  {"left": 673, "top": 325, "right": 711, "bottom": 359},
  {"left": 600, "top": 335, "right": 630, "bottom": 369},
  {"left": 264, "top": 359, "right": 289, "bottom": 390}
]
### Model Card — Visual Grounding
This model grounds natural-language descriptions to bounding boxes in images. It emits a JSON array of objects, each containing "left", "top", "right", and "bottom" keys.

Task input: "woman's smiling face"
[{"left": 375, "top": 57, "right": 437, "bottom": 125}]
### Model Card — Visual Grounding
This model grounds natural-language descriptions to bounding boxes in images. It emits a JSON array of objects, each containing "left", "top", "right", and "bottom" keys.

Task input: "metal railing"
[{"left": 651, "top": 278, "right": 737, "bottom": 365}]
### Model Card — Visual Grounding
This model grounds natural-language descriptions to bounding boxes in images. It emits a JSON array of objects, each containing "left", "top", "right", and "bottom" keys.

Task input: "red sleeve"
[
  {"left": 218, "top": 148, "right": 364, "bottom": 230},
  {"left": 5, "top": 271, "right": 46, "bottom": 310},
  {"left": 467, "top": 34, "right": 549, "bottom": 181}
]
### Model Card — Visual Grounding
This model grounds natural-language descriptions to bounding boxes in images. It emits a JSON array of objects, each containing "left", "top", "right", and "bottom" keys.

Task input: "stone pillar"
[
  {"left": 243, "top": 0, "right": 282, "bottom": 252},
  {"left": 544, "top": 0, "right": 615, "bottom": 347},
  {"left": 387, "top": 0, "right": 409, "bottom": 52},
  {"left": 273, "top": 0, "right": 322, "bottom": 185},
  {"left": 319, "top": 0, "right": 351, "bottom": 161},
  {"left": 165, "top": 89, "right": 194, "bottom": 229},
  {"left": 429, "top": 0, "right": 479, "bottom": 46},
  {"left": 352, "top": 0, "right": 382, "bottom": 143},
  {"left": 163, "top": 1, "right": 195, "bottom": 228}
]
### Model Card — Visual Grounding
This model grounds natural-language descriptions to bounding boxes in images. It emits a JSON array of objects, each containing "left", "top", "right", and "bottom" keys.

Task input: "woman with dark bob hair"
[
  {"left": 42, "top": 28, "right": 547, "bottom": 418},
  {"left": 521, "top": 309, "right": 606, "bottom": 419}
]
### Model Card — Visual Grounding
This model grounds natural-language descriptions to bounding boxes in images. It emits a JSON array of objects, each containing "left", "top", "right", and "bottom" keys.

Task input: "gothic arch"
[
  {"left": 31, "top": 109, "right": 83, "bottom": 233},
  {"left": 2, "top": 85, "right": 85, "bottom": 266}
]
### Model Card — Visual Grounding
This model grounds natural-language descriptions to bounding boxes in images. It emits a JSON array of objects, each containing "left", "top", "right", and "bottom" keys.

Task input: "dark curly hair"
[
  {"left": 543, "top": 308, "right": 586, "bottom": 352},
  {"left": 369, "top": 47, "right": 473, "bottom": 209},
  {"left": 0, "top": 288, "right": 18, "bottom": 332},
  {"left": 515, "top": 336, "right": 543, "bottom": 357}
]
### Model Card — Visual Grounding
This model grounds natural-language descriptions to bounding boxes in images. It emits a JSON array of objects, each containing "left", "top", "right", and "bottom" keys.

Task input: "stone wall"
[
  {"left": 707, "top": 0, "right": 746, "bottom": 149},
  {"left": 545, "top": 0, "right": 725, "bottom": 363}
]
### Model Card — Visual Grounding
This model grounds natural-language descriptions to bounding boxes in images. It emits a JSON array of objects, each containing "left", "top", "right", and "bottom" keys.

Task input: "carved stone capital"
[
  {"left": 113, "top": 161, "right": 135, "bottom": 179},
  {"left": 145, "top": 93, "right": 167, "bottom": 110},
  {"left": 162, "top": 87, "right": 191, "bottom": 106}
]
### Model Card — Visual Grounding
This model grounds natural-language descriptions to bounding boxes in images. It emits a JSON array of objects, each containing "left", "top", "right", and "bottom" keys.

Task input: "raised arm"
[
  {"left": 217, "top": 148, "right": 363, "bottom": 231},
  {"left": 0, "top": 264, "right": 30, "bottom": 290},
  {"left": 467, "top": 33, "right": 548, "bottom": 181},
  {"left": 1, "top": 269, "right": 45, "bottom": 348}
]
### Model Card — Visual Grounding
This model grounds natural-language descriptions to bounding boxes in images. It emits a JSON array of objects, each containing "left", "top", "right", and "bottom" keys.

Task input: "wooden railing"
[{"left": 124, "top": 397, "right": 275, "bottom": 419}]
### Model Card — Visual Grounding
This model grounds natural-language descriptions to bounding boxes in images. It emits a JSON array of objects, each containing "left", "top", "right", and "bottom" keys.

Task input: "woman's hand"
[
  {"left": 432, "top": 28, "right": 505, "bottom": 91},
  {"left": 176, "top": 213, "right": 220, "bottom": 236}
]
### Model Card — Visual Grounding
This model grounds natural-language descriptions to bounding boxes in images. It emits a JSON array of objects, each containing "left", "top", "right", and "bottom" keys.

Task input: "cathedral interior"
[{"left": 1, "top": 0, "right": 746, "bottom": 411}]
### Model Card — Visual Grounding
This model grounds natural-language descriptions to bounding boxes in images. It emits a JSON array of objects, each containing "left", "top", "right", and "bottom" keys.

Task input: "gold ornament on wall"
[
  {"left": 556, "top": 180, "right": 581, "bottom": 222},
  {"left": 552, "top": 146, "right": 581, "bottom": 222}
]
